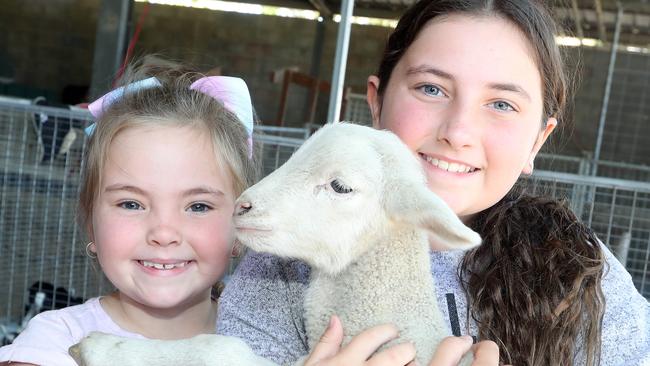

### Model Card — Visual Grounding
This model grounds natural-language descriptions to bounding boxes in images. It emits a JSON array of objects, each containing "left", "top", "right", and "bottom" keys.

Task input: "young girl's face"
[
  {"left": 368, "top": 14, "right": 556, "bottom": 221},
  {"left": 91, "top": 124, "right": 235, "bottom": 312}
]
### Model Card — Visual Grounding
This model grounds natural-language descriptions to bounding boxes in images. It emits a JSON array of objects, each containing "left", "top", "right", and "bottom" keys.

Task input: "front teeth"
[
  {"left": 141, "top": 260, "right": 188, "bottom": 270},
  {"left": 423, "top": 156, "right": 475, "bottom": 173}
]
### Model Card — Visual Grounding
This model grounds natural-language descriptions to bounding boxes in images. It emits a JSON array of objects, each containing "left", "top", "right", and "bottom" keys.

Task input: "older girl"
[{"left": 218, "top": 1, "right": 650, "bottom": 365}]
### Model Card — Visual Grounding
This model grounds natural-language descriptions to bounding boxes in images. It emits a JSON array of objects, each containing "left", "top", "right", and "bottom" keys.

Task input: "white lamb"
[
  {"left": 69, "top": 122, "right": 481, "bottom": 366},
  {"left": 234, "top": 122, "right": 481, "bottom": 365}
]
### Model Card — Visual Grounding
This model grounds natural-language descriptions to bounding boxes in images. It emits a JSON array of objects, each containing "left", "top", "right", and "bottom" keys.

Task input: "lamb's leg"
[{"left": 69, "top": 332, "right": 278, "bottom": 366}]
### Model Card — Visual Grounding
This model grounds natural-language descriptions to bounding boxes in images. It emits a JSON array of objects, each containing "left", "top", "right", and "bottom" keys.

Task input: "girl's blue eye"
[
  {"left": 420, "top": 84, "right": 444, "bottom": 97},
  {"left": 119, "top": 201, "right": 142, "bottom": 210},
  {"left": 189, "top": 203, "right": 212, "bottom": 213},
  {"left": 491, "top": 101, "right": 515, "bottom": 112}
]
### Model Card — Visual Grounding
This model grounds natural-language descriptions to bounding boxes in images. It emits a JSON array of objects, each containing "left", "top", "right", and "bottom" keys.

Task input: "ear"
[
  {"left": 522, "top": 117, "right": 557, "bottom": 175},
  {"left": 385, "top": 182, "right": 482, "bottom": 250},
  {"left": 366, "top": 75, "right": 382, "bottom": 129}
]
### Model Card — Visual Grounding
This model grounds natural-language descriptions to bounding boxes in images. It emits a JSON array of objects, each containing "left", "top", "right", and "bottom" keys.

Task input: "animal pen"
[{"left": 1, "top": 94, "right": 649, "bottom": 344}]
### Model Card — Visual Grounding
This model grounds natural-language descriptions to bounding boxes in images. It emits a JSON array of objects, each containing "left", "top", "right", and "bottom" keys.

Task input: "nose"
[
  {"left": 437, "top": 103, "right": 475, "bottom": 150},
  {"left": 146, "top": 212, "right": 182, "bottom": 247},
  {"left": 236, "top": 201, "right": 252, "bottom": 216}
]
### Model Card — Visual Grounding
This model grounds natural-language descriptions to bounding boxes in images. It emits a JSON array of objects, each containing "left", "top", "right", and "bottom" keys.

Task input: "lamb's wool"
[{"left": 69, "top": 332, "right": 276, "bottom": 366}]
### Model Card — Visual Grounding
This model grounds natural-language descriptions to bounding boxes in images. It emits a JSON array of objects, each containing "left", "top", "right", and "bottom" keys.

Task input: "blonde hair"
[{"left": 78, "top": 66, "right": 259, "bottom": 234}]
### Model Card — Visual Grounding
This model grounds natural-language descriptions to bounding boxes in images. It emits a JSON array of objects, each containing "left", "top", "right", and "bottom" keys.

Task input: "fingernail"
[
  {"left": 327, "top": 315, "right": 336, "bottom": 329},
  {"left": 461, "top": 335, "right": 473, "bottom": 343}
]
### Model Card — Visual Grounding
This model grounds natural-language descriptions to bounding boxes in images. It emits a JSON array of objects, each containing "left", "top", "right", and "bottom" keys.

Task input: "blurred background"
[{"left": 0, "top": 0, "right": 649, "bottom": 344}]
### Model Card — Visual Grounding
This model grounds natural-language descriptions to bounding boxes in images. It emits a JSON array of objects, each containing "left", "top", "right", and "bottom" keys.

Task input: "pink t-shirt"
[{"left": 0, "top": 297, "right": 145, "bottom": 366}]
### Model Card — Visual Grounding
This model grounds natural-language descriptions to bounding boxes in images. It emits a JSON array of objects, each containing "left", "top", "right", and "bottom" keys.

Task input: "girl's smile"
[
  {"left": 418, "top": 152, "right": 480, "bottom": 175},
  {"left": 137, "top": 259, "right": 194, "bottom": 276}
]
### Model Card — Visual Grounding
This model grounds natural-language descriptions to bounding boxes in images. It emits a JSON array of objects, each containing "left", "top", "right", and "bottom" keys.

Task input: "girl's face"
[
  {"left": 90, "top": 125, "right": 235, "bottom": 313},
  {"left": 368, "top": 14, "right": 556, "bottom": 221}
]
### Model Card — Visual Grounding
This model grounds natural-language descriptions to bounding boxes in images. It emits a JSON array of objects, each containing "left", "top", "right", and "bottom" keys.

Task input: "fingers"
[
  {"left": 305, "top": 319, "right": 416, "bottom": 366},
  {"left": 337, "top": 323, "right": 401, "bottom": 361},
  {"left": 429, "top": 337, "right": 502, "bottom": 366},
  {"left": 470, "top": 341, "right": 499, "bottom": 366},
  {"left": 429, "top": 336, "right": 473, "bottom": 366},
  {"left": 366, "top": 341, "right": 416, "bottom": 366},
  {"left": 303, "top": 315, "right": 344, "bottom": 365}
]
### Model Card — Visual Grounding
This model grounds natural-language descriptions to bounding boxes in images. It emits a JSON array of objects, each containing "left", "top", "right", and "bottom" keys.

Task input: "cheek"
[
  {"left": 492, "top": 122, "right": 537, "bottom": 159},
  {"left": 92, "top": 209, "right": 141, "bottom": 254},
  {"left": 193, "top": 213, "right": 235, "bottom": 262},
  {"left": 379, "top": 101, "right": 432, "bottom": 151},
  {"left": 483, "top": 125, "right": 535, "bottom": 181}
]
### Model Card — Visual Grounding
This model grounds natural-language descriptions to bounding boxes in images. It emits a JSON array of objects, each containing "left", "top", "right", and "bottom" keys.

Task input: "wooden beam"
[
  {"left": 308, "top": 0, "right": 332, "bottom": 18},
  {"left": 593, "top": 0, "right": 607, "bottom": 41},
  {"left": 571, "top": 0, "right": 585, "bottom": 38}
]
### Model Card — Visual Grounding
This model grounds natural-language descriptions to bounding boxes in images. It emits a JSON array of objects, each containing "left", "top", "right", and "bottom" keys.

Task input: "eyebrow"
[
  {"left": 406, "top": 65, "right": 454, "bottom": 80},
  {"left": 105, "top": 184, "right": 146, "bottom": 195},
  {"left": 104, "top": 184, "right": 225, "bottom": 198},
  {"left": 487, "top": 82, "right": 532, "bottom": 101},
  {"left": 182, "top": 187, "right": 225, "bottom": 198}
]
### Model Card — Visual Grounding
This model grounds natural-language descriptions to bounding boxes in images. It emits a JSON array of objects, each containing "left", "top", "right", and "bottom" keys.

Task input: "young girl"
[
  {"left": 218, "top": 1, "right": 650, "bottom": 365},
  {"left": 0, "top": 68, "right": 259, "bottom": 365}
]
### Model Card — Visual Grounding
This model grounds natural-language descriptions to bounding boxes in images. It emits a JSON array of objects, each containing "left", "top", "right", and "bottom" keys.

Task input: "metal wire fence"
[
  {"left": 0, "top": 98, "right": 649, "bottom": 344},
  {"left": 0, "top": 98, "right": 106, "bottom": 343}
]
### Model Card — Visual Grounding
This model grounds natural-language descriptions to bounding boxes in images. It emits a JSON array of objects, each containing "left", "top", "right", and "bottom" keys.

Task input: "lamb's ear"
[{"left": 385, "top": 182, "right": 481, "bottom": 250}]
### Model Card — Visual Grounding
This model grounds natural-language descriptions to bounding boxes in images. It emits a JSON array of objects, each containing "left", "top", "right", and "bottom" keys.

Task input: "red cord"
[{"left": 113, "top": 2, "right": 150, "bottom": 86}]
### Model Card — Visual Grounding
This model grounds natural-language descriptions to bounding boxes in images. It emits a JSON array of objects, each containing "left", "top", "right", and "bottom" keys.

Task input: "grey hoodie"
[{"left": 218, "top": 244, "right": 650, "bottom": 365}]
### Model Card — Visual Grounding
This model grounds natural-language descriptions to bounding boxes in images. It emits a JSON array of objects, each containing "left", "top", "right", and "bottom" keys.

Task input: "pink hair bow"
[
  {"left": 190, "top": 76, "right": 254, "bottom": 157},
  {"left": 84, "top": 76, "right": 254, "bottom": 157}
]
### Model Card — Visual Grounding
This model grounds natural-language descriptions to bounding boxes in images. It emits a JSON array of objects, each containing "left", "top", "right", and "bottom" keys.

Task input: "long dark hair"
[
  {"left": 375, "top": 1, "right": 605, "bottom": 364},
  {"left": 463, "top": 190, "right": 605, "bottom": 365}
]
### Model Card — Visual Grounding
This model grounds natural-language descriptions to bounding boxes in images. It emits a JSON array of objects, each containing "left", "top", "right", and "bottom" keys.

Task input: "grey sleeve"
[
  {"left": 599, "top": 245, "right": 650, "bottom": 365},
  {"left": 217, "top": 251, "right": 311, "bottom": 365}
]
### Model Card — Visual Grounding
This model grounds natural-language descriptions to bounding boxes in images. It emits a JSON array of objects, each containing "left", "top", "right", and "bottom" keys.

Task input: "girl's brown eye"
[{"left": 330, "top": 179, "right": 353, "bottom": 194}]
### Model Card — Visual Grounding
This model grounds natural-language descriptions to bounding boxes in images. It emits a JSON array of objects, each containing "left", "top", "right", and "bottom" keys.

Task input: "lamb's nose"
[{"left": 236, "top": 201, "right": 252, "bottom": 216}]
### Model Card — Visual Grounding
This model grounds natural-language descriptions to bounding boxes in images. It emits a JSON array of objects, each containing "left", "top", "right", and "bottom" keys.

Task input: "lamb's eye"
[{"left": 330, "top": 179, "right": 353, "bottom": 194}]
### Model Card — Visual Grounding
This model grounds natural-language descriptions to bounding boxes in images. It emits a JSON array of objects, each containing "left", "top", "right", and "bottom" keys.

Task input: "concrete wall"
[
  {"left": 1, "top": 1, "right": 649, "bottom": 163},
  {"left": 0, "top": 0, "right": 390, "bottom": 125},
  {"left": 0, "top": 0, "right": 96, "bottom": 100}
]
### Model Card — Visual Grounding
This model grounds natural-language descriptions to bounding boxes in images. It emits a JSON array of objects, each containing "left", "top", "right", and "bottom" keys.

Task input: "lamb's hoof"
[{"left": 68, "top": 343, "right": 83, "bottom": 365}]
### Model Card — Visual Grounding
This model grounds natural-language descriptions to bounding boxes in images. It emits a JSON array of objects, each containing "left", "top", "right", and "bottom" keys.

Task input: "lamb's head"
[{"left": 234, "top": 123, "right": 481, "bottom": 274}]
